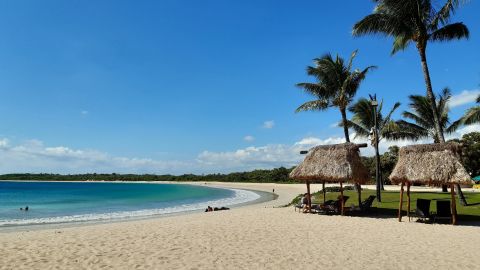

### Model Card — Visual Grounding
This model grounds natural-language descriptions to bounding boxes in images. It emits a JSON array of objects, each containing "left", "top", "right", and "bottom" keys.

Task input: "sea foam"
[{"left": 0, "top": 188, "right": 260, "bottom": 227}]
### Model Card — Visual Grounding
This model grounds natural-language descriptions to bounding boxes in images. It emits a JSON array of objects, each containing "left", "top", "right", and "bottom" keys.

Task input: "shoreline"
[
  {"left": 1, "top": 182, "right": 480, "bottom": 269},
  {"left": 0, "top": 182, "right": 277, "bottom": 232},
  {"left": 2, "top": 181, "right": 478, "bottom": 232}
]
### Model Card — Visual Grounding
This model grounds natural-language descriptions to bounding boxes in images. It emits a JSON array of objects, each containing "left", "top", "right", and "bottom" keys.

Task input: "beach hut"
[
  {"left": 289, "top": 142, "right": 369, "bottom": 215},
  {"left": 389, "top": 143, "right": 473, "bottom": 225}
]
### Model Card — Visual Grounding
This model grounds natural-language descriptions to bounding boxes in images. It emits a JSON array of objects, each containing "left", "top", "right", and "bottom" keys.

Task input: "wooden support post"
[
  {"left": 340, "top": 181, "right": 344, "bottom": 216},
  {"left": 306, "top": 181, "right": 311, "bottom": 213},
  {"left": 398, "top": 182, "right": 404, "bottom": 222},
  {"left": 322, "top": 181, "right": 326, "bottom": 204},
  {"left": 357, "top": 183, "right": 362, "bottom": 210},
  {"left": 451, "top": 184, "right": 457, "bottom": 225},
  {"left": 407, "top": 182, "right": 411, "bottom": 222}
]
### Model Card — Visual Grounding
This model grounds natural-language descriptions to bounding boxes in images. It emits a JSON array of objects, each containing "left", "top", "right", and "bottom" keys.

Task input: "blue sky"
[{"left": 0, "top": 0, "right": 478, "bottom": 174}]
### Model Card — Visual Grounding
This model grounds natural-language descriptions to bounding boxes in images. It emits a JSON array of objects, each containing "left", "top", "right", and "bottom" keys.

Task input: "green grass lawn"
[{"left": 306, "top": 189, "right": 480, "bottom": 221}]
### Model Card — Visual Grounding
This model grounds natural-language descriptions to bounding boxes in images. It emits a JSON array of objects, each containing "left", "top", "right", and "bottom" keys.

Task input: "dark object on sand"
[
  {"left": 432, "top": 200, "right": 452, "bottom": 223},
  {"left": 205, "top": 206, "right": 229, "bottom": 212},
  {"left": 213, "top": 207, "right": 229, "bottom": 211},
  {"left": 318, "top": 196, "right": 350, "bottom": 215},
  {"left": 360, "top": 195, "right": 376, "bottom": 212},
  {"left": 415, "top": 199, "right": 431, "bottom": 222}
]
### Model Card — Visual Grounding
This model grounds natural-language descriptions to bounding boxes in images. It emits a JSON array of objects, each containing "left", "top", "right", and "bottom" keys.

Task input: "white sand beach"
[{"left": 1, "top": 182, "right": 480, "bottom": 270}]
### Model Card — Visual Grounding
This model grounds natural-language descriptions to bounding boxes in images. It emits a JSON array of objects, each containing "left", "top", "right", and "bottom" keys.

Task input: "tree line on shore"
[{"left": 1, "top": 132, "right": 477, "bottom": 184}]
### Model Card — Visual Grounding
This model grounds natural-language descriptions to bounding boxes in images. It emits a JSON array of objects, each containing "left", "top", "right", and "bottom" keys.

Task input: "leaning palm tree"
[
  {"left": 353, "top": 0, "right": 469, "bottom": 143},
  {"left": 347, "top": 98, "right": 419, "bottom": 142},
  {"left": 460, "top": 95, "right": 480, "bottom": 125},
  {"left": 397, "top": 88, "right": 461, "bottom": 143},
  {"left": 296, "top": 50, "right": 376, "bottom": 142}
]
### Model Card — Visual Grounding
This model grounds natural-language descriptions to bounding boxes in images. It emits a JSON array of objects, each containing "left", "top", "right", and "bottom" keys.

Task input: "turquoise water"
[{"left": 0, "top": 181, "right": 259, "bottom": 226}]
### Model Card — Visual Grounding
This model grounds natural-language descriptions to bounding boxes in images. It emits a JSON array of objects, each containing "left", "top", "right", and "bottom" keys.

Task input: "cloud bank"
[{"left": 0, "top": 124, "right": 477, "bottom": 175}]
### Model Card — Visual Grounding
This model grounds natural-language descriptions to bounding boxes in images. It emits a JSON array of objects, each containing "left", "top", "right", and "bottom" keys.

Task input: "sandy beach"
[{"left": 1, "top": 182, "right": 480, "bottom": 270}]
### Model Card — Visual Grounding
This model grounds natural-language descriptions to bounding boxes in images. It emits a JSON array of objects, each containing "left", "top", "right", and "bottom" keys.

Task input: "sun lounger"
[
  {"left": 432, "top": 200, "right": 451, "bottom": 223},
  {"left": 319, "top": 196, "right": 350, "bottom": 214},
  {"left": 310, "top": 200, "right": 333, "bottom": 213},
  {"left": 359, "top": 195, "right": 376, "bottom": 212},
  {"left": 415, "top": 199, "right": 431, "bottom": 222}
]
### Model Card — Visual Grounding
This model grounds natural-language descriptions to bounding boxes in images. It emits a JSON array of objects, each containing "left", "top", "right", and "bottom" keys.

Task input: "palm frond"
[
  {"left": 353, "top": 13, "right": 408, "bottom": 37},
  {"left": 402, "top": 111, "right": 432, "bottom": 129},
  {"left": 446, "top": 118, "right": 463, "bottom": 133},
  {"left": 462, "top": 106, "right": 480, "bottom": 125},
  {"left": 391, "top": 34, "right": 412, "bottom": 54},
  {"left": 347, "top": 66, "right": 377, "bottom": 95},
  {"left": 296, "top": 82, "right": 328, "bottom": 98},
  {"left": 346, "top": 50, "right": 359, "bottom": 72},
  {"left": 345, "top": 120, "right": 370, "bottom": 138},
  {"left": 429, "top": 22, "right": 469, "bottom": 41},
  {"left": 382, "top": 120, "right": 422, "bottom": 141},
  {"left": 437, "top": 87, "right": 452, "bottom": 113},
  {"left": 395, "top": 120, "right": 430, "bottom": 139},
  {"left": 382, "top": 102, "right": 400, "bottom": 126},
  {"left": 430, "top": 0, "right": 463, "bottom": 29},
  {"left": 295, "top": 99, "right": 330, "bottom": 113}
]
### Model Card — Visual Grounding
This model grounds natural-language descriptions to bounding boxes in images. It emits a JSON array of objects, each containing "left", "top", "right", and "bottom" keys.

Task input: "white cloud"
[
  {"left": 329, "top": 122, "right": 340, "bottom": 128},
  {"left": 81, "top": 110, "right": 89, "bottom": 115},
  {"left": 0, "top": 139, "right": 191, "bottom": 174},
  {"left": 243, "top": 135, "right": 255, "bottom": 142},
  {"left": 453, "top": 124, "right": 480, "bottom": 137},
  {"left": 197, "top": 144, "right": 303, "bottom": 171},
  {"left": 295, "top": 136, "right": 346, "bottom": 146},
  {"left": 449, "top": 89, "right": 480, "bottom": 108},
  {"left": 262, "top": 120, "right": 275, "bottom": 129},
  {"left": 1, "top": 125, "right": 478, "bottom": 175},
  {"left": 0, "top": 138, "right": 9, "bottom": 147}
]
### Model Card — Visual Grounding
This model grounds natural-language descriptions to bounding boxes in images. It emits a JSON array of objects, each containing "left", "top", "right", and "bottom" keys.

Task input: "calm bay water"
[{"left": 0, "top": 181, "right": 259, "bottom": 226}]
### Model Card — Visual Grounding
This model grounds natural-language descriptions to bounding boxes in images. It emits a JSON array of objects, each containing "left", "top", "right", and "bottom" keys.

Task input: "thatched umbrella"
[
  {"left": 289, "top": 142, "right": 369, "bottom": 215},
  {"left": 389, "top": 143, "right": 473, "bottom": 225}
]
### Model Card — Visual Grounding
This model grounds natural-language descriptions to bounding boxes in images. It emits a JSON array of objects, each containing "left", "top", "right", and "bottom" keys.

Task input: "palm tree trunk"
[
  {"left": 340, "top": 107, "right": 350, "bottom": 142},
  {"left": 417, "top": 44, "right": 445, "bottom": 143}
]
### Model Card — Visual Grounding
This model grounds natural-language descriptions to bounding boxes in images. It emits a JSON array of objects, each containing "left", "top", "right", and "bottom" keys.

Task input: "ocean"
[{"left": 0, "top": 181, "right": 260, "bottom": 227}]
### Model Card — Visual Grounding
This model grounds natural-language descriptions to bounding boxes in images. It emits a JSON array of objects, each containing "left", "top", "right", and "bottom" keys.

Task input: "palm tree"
[
  {"left": 347, "top": 98, "right": 419, "bottom": 142},
  {"left": 347, "top": 98, "right": 419, "bottom": 195},
  {"left": 295, "top": 50, "right": 376, "bottom": 142},
  {"left": 460, "top": 95, "right": 480, "bottom": 125},
  {"left": 353, "top": 0, "right": 469, "bottom": 143},
  {"left": 397, "top": 88, "right": 461, "bottom": 143}
]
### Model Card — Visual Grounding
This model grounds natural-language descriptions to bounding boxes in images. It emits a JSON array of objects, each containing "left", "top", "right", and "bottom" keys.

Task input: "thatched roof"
[
  {"left": 289, "top": 143, "right": 369, "bottom": 184},
  {"left": 389, "top": 143, "right": 473, "bottom": 186}
]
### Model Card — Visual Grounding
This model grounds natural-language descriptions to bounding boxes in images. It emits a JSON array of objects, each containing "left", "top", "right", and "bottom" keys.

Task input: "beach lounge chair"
[
  {"left": 415, "top": 199, "right": 431, "bottom": 222},
  {"left": 294, "top": 202, "right": 303, "bottom": 212},
  {"left": 432, "top": 200, "right": 451, "bottom": 223},
  {"left": 320, "top": 196, "right": 350, "bottom": 215},
  {"left": 311, "top": 200, "right": 333, "bottom": 213},
  {"left": 359, "top": 195, "right": 376, "bottom": 212}
]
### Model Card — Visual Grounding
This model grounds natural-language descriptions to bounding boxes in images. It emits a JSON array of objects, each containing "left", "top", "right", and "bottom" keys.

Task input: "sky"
[{"left": 0, "top": 0, "right": 478, "bottom": 174}]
